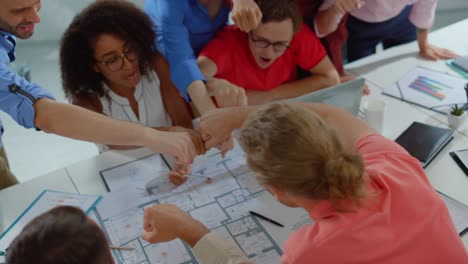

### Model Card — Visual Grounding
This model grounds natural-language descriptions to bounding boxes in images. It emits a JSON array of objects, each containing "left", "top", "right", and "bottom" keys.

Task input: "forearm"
[
  {"left": 107, "top": 145, "right": 141, "bottom": 151},
  {"left": 416, "top": 27, "right": 430, "bottom": 50},
  {"left": 179, "top": 219, "right": 210, "bottom": 247},
  {"left": 297, "top": 103, "right": 374, "bottom": 150},
  {"left": 156, "top": 58, "right": 194, "bottom": 129},
  {"left": 193, "top": 232, "right": 251, "bottom": 264},
  {"left": 197, "top": 56, "right": 218, "bottom": 80},
  {"left": 271, "top": 72, "right": 339, "bottom": 101},
  {"left": 187, "top": 80, "right": 218, "bottom": 115},
  {"left": 231, "top": 106, "right": 256, "bottom": 129},
  {"left": 34, "top": 98, "right": 155, "bottom": 147},
  {"left": 315, "top": 7, "right": 343, "bottom": 36},
  {"left": 106, "top": 126, "right": 175, "bottom": 150}
]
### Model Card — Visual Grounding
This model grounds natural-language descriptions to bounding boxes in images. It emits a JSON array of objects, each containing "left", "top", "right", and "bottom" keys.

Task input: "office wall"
[
  {"left": 18, "top": 0, "right": 468, "bottom": 44},
  {"left": 438, "top": 0, "right": 468, "bottom": 10},
  {"left": 19, "top": 0, "right": 145, "bottom": 44}
]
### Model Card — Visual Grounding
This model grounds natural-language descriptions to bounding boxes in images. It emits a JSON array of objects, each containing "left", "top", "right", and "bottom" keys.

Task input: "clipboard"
[
  {"left": 383, "top": 66, "right": 468, "bottom": 114},
  {"left": 0, "top": 190, "right": 101, "bottom": 255}
]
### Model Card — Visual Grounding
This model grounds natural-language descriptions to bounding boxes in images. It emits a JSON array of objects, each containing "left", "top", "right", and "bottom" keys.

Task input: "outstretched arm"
[
  {"left": 230, "top": 0, "right": 262, "bottom": 32},
  {"left": 200, "top": 103, "right": 375, "bottom": 150},
  {"left": 144, "top": 0, "right": 206, "bottom": 102},
  {"left": 417, "top": 28, "right": 459, "bottom": 61},
  {"left": 198, "top": 56, "right": 248, "bottom": 108},
  {"left": 142, "top": 204, "right": 251, "bottom": 264},
  {"left": 34, "top": 98, "right": 196, "bottom": 164},
  {"left": 409, "top": 0, "right": 459, "bottom": 60},
  {"left": 314, "top": 0, "right": 363, "bottom": 37}
]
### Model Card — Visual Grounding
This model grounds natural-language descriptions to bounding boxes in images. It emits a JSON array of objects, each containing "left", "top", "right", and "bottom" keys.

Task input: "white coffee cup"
[{"left": 363, "top": 100, "right": 386, "bottom": 133}]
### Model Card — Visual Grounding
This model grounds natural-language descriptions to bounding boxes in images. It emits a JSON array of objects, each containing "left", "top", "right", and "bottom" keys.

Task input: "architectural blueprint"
[{"left": 95, "top": 145, "right": 311, "bottom": 264}]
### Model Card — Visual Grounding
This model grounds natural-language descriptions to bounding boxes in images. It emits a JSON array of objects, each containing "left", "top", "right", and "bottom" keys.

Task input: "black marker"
[{"left": 249, "top": 211, "right": 284, "bottom": 228}]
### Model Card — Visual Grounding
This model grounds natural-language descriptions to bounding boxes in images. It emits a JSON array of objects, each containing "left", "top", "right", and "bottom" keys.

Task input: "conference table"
[{"left": 1, "top": 19, "right": 468, "bottom": 262}]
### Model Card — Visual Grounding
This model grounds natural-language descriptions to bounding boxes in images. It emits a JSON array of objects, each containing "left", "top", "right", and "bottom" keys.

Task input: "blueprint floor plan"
[{"left": 95, "top": 146, "right": 311, "bottom": 264}]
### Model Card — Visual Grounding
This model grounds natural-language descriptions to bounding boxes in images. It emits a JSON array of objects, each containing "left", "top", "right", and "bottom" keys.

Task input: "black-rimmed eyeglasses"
[
  {"left": 249, "top": 33, "right": 290, "bottom": 53},
  {"left": 95, "top": 47, "right": 138, "bottom": 72}
]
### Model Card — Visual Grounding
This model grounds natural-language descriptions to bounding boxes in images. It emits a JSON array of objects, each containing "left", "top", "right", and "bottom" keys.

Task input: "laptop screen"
[{"left": 288, "top": 78, "right": 365, "bottom": 115}]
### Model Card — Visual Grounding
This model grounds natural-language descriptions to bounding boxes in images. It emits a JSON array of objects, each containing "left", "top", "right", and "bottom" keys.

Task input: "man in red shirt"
[{"left": 197, "top": 0, "right": 340, "bottom": 106}]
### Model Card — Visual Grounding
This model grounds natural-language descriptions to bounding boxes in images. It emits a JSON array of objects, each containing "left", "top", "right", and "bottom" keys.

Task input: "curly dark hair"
[{"left": 60, "top": 0, "right": 156, "bottom": 99}]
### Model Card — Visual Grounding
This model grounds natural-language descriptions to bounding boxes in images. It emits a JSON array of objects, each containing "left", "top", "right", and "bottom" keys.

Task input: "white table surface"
[{"left": 0, "top": 169, "right": 76, "bottom": 234}]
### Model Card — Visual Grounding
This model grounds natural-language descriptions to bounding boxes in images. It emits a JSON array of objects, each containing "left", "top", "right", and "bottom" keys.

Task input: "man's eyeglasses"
[
  {"left": 249, "top": 33, "right": 290, "bottom": 53},
  {"left": 95, "top": 47, "right": 138, "bottom": 72}
]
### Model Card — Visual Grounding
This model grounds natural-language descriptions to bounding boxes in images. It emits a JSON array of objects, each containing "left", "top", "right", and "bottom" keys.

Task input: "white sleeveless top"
[{"left": 97, "top": 70, "right": 172, "bottom": 152}]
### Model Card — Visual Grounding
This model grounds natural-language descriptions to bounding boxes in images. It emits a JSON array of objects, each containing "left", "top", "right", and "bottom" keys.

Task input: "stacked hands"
[
  {"left": 160, "top": 0, "right": 263, "bottom": 185},
  {"left": 167, "top": 107, "right": 239, "bottom": 186}
]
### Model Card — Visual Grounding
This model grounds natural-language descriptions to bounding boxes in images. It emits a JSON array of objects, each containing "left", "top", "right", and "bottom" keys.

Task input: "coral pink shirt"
[{"left": 282, "top": 134, "right": 468, "bottom": 263}]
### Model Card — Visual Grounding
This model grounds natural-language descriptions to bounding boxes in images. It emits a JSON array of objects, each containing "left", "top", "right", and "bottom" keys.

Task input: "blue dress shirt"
[
  {"left": 144, "top": 0, "right": 230, "bottom": 101},
  {"left": 0, "top": 30, "right": 55, "bottom": 131}
]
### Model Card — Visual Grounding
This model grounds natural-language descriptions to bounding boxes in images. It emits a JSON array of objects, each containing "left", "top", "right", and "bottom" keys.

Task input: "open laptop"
[{"left": 288, "top": 78, "right": 365, "bottom": 115}]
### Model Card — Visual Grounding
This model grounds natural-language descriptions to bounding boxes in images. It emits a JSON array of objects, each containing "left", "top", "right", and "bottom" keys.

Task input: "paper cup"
[{"left": 363, "top": 100, "right": 386, "bottom": 133}]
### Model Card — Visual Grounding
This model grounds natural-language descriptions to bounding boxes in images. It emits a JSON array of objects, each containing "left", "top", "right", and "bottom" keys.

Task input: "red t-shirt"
[{"left": 199, "top": 23, "right": 326, "bottom": 91}]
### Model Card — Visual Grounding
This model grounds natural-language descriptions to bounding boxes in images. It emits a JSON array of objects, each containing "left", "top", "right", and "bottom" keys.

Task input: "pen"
[
  {"left": 186, "top": 174, "right": 211, "bottom": 180},
  {"left": 110, "top": 245, "right": 135, "bottom": 251},
  {"left": 249, "top": 211, "right": 284, "bottom": 228}
]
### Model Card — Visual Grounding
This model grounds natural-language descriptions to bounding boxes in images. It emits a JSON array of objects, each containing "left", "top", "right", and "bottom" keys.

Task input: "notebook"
[
  {"left": 395, "top": 122, "right": 454, "bottom": 168},
  {"left": 452, "top": 56, "right": 468, "bottom": 73},
  {"left": 446, "top": 60, "right": 468, "bottom": 79},
  {"left": 449, "top": 149, "right": 468, "bottom": 177}
]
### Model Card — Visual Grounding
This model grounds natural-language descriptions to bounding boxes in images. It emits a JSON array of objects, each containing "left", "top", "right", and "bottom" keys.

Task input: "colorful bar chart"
[{"left": 408, "top": 76, "right": 452, "bottom": 101}]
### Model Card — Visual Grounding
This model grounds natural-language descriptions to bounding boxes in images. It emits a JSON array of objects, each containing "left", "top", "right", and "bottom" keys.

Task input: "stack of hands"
[
  {"left": 142, "top": 107, "right": 248, "bottom": 247},
  {"left": 162, "top": 0, "right": 263, "bottom": 179},
  {"left": 167, "top": 107, "right": 244, "bottom": 186}
]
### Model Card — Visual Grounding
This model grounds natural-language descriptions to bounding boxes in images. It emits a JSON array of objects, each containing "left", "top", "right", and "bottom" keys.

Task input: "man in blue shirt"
[
  {"left": 0, "top": 0, "right": 201, "bottom": 190},
  {"left": 144, "top": 0, "right": 262, "bottom": 115},
  {"left": 145, "top": 0, "right": 262, "bottom": 154}
]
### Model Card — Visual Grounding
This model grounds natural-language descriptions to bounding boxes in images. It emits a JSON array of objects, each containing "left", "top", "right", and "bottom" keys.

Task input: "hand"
[
  {"left": 231, "top": 0, "right": 262, "bottom": 32},
  {"left": 419, "top": 44, "right": 460, "bottom": 61},
  {"left": 200, "top": 108, "right": 243, "bottom": 149},
  {"left": 333, "top": 0, "right": 364, "bottom": 16},
  {"left": 246, "top": 89, "right": 273, "bottom": 106},
  {"left": 206, "top": 78, "right": 248, "bottom": 108},
  {"left": 168, "top": 162, "right": 190, "bottom": 185},
  {"left": 340, "top": 74, "right": 370, "bottom": 95},
  {"left": 220, "top": 134, "right": 235, "bottom": 157},
  {"left": 169, "top": 127, "right": 206, "bottom": 155},
  {"left": 148, "top": 130, "right": 196, "bottom": 164},
  {"left": 142, "top": 204, "right": 209, "bottom": 247}
]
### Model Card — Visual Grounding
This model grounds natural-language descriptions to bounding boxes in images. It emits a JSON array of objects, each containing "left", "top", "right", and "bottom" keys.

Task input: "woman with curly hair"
[{"left": 60, "top": 0, "right": 204, "bottom": 155}]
